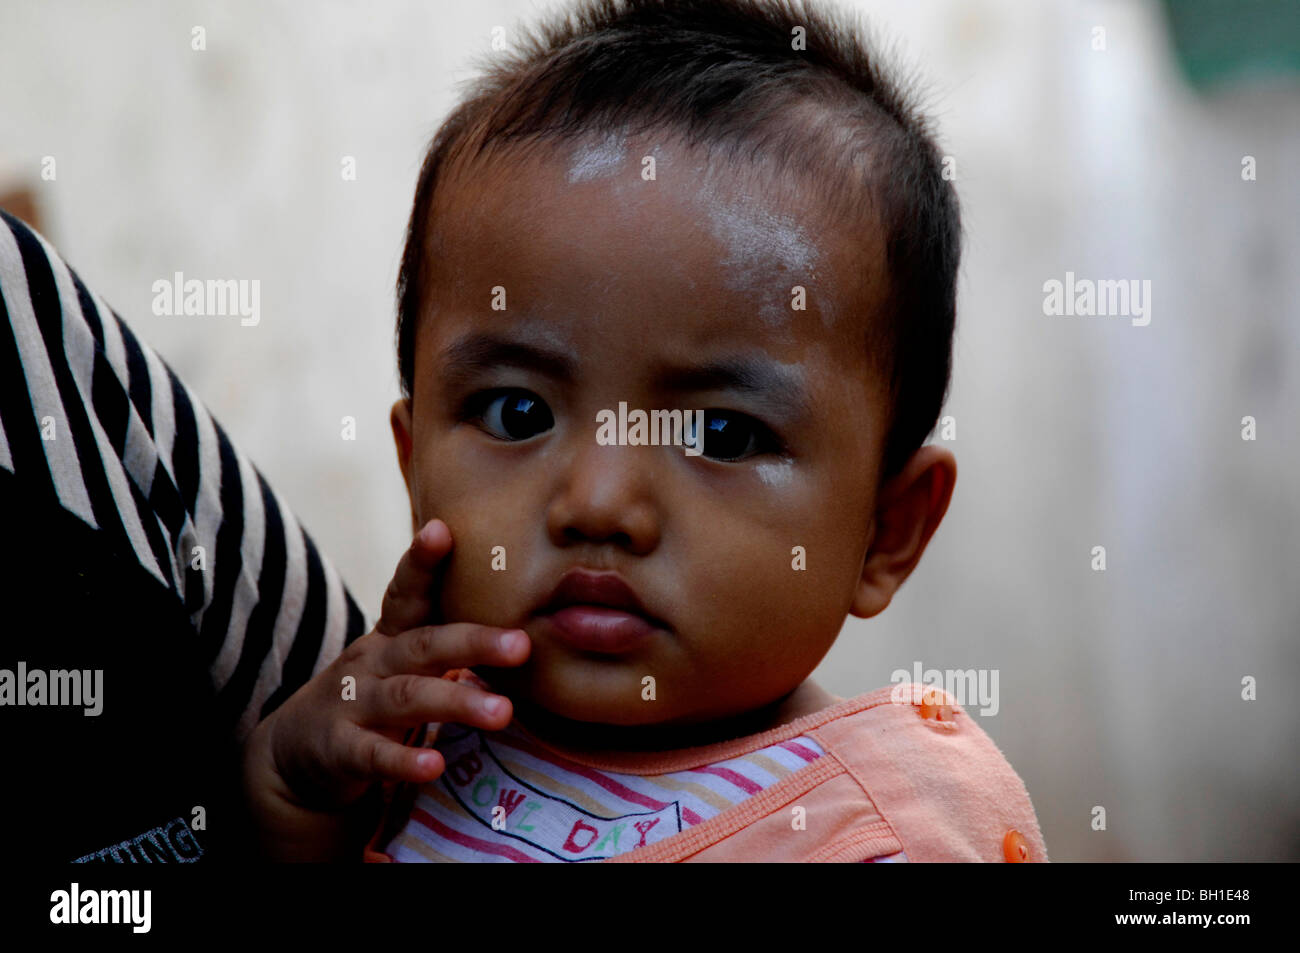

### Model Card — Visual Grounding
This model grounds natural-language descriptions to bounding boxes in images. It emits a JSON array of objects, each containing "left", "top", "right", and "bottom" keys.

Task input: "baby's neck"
[{"left": 511, "top": 680, "right": 838, "bottom": 753}]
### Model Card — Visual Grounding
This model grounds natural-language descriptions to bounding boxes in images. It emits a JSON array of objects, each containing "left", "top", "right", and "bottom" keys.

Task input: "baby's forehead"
[{"left": 433, "top": 130, "right": 889, "bottom": 349}]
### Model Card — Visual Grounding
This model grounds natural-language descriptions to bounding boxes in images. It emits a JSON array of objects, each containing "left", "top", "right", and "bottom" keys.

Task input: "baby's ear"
[
  {"left": 390, "top": 398, "right": 414, "bottom": 483},
  {"left": 390, "top": 398, "right": 417, "bottom": 532},
  {"left": 850, "top": 444, "right": 956, "bottom": 619}
]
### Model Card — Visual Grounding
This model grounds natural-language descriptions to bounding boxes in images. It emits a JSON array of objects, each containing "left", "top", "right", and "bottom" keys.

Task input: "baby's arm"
[{"left": 241, "top": 519, "right": 531, "bottom": 861}]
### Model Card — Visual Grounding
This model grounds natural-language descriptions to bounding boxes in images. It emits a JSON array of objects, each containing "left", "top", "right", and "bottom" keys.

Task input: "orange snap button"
[
  {"left": 1003, "top": 829, "right": 1029, "bottom": 863},
  {"left": 918, "top": 688, "right": 953, "bottom": 723}
]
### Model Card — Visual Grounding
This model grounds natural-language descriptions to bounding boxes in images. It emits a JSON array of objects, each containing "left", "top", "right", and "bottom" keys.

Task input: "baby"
[{"left": 242, "top": 0, "right": 1047, "bottom": 863}]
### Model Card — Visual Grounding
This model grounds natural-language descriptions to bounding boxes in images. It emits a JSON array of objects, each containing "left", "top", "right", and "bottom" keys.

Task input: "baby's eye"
[
  {"left": 467, "top": 388, "right": 554, "bottom": 441},
  {"left": 692, "top": 410, "right": 781, "bottom": 461}
]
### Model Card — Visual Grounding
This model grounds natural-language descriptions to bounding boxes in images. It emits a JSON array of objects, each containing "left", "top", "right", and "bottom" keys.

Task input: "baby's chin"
[{"left": 473, "top": 656, "right": 685, "bottom": 727}]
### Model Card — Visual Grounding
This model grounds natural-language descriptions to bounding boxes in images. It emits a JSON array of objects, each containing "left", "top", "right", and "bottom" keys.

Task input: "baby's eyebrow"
[
  {"left": 439, "top": 332, "right": 578, "bottom": 384},
  {"left": 654, "top": 357, "right": 812, "bottom": 422}
]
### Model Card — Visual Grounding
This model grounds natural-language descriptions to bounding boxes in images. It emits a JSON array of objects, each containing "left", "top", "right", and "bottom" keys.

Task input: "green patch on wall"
[{"left": 1160, "top": 0, "right": 1300, "bottom": 88}]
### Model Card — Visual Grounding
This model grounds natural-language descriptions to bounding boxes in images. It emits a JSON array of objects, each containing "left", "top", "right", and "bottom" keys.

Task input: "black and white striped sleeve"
[{"left": 0, "top": 210, "right": 372, "bottom": 743}]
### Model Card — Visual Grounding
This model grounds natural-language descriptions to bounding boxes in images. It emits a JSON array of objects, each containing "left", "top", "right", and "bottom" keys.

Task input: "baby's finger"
[
  {"left": 341, "top": 729, "right": 446, "bottom": 785},
  {"left": 365, "top": 672, "right": 514, "bottom": 732},
  {"left": 376, "top": 519, "right": 453, "bottom": 637},
  {"left": 379, "top": 623, "right": 530, "bottom": 678}
]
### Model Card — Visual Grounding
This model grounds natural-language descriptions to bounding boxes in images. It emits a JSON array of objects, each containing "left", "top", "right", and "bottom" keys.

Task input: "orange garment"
[{"left": 364, "top": 681, "right": 1047, "bottom": 863}]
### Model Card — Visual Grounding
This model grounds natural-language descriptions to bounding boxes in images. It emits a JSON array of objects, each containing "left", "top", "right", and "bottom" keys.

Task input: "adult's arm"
[{"left": 0, "top": 211, "right": 371, "bottom": 862}]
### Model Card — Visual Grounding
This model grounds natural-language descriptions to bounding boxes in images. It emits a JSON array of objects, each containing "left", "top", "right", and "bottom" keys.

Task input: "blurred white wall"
[{"left": 2, "top": 0, "right": 1296, "bottom": 861}]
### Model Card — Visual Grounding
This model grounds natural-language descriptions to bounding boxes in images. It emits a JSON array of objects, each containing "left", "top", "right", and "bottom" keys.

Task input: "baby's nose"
[{"left": 544, "top": 439, "right": 662, "bottom": 554}]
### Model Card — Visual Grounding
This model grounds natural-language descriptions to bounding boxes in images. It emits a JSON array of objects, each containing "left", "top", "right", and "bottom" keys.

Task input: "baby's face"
[{"left": 392, "top": 131, "right": 891, "bottom": 728}]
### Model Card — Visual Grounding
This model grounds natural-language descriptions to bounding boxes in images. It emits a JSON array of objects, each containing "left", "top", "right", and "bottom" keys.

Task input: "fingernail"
[
  {"left": 483, "top": 697, "right": 507, "bottom": 718},
  {"left": 498, "top": 630, "right": 523, "bottom": 653},
  {"left": 416, "top": 752, "right": 440, "bottom": 772}
]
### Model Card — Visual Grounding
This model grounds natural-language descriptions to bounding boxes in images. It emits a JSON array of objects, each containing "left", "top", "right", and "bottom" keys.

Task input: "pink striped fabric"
[{"left": 377, "top": 719, "right": 905, "bottom": 863}]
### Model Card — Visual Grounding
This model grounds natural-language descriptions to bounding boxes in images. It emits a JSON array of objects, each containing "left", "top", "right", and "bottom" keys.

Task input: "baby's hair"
[{"left": 396, "top": 0, "right": 959, "bottom": 478}]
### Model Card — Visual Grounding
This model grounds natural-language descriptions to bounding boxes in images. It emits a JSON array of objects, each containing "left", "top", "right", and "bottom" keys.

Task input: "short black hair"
[{"left": 395, "top": 0, "right": 960, "bottom": 478}]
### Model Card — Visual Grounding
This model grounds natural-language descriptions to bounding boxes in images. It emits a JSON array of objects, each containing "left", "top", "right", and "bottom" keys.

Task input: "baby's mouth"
[{"left": 535, "top": 569, "right": 668, "bottom": 655}]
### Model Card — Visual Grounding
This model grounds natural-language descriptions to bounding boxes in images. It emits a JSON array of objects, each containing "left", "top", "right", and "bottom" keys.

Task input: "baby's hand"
[{"left": 240, "top": 519, "right": 530, "bottom": 860}]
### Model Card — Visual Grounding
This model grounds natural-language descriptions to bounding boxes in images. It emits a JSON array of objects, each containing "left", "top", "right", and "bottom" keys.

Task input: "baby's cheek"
[
  {"left": 696, "top": 529, "right": 844, "bottom": 656},
  {"left": 437, "top": 557, "right": 480, "bottom": 626},
  {"left": 416, "top": 468, "right": 503, "bottom": 620},
  {"left": 437, "top": 521, "right": 518, "bottom": 626},
  {"left": 688, "top": 541, "right": 798, "bottom": 635}
]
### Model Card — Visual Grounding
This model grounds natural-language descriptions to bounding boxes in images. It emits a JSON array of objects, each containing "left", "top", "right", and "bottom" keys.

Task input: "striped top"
[
  {"left": 379, "top": 717, "right": 907, "bottom": 863},
  {"left": 0, "top": 211, "right": 370, "bottom": 743}
]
